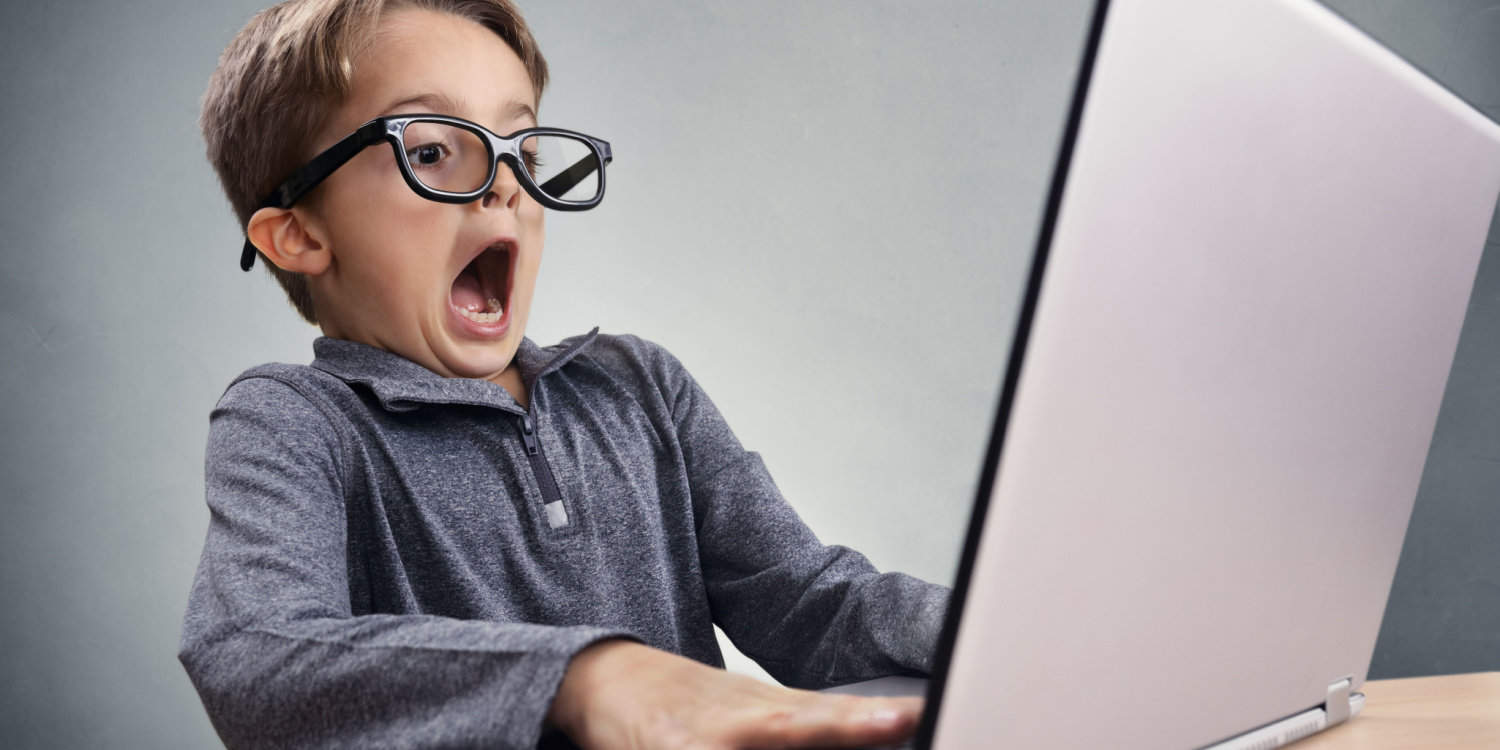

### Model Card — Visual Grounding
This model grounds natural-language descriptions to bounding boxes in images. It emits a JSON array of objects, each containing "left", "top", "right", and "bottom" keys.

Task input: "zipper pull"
[{"left": 517, "top": 414, "right": 540, "bottom": 456}]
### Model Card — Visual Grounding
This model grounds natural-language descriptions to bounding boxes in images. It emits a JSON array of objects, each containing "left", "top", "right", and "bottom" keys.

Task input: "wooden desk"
[
  {"left": 828, "top": 673, "right": 1499, "bottom": 747},
  {"left": 1293, "top": 672, "right": 1500, "bottom": 749}
]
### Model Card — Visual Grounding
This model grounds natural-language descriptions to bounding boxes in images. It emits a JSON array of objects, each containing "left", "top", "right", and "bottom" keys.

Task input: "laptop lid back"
[{"left": 919, "top": 0, "right": 1500, "bottom": 747}]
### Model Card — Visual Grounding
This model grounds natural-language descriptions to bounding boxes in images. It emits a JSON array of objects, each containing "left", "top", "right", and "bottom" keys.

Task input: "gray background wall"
[{"left": 0, "top": 0, "right": 1495, "bottom": 746}]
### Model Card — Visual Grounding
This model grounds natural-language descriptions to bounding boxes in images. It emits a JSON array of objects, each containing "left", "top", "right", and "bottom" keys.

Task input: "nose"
[{"left": 479, "top": 157, "right": 523, "bottom": 211}]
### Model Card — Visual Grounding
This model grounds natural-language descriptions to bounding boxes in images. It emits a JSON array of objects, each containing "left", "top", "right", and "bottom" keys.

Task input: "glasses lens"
[
  {"left": 523, "top": 133, "right": 602, "bottom": 203},
  {"left": 401, "top": 121, "right": 491, "bottom": 194}
]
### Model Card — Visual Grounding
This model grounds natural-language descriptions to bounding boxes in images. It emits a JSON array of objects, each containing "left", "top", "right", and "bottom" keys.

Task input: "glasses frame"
[{"left": 239, "top": 113, "right": 613, "bottom": 271}]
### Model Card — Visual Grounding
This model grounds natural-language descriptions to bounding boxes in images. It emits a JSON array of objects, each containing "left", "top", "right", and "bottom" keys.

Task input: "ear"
[{"left": 246, "top": 206, "right": 333, "bottom": 276}]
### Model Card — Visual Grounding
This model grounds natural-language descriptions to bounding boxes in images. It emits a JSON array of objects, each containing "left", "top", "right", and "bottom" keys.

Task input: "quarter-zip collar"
[{"left": 309, "top": 327, "right": 601, "bottom": 413}]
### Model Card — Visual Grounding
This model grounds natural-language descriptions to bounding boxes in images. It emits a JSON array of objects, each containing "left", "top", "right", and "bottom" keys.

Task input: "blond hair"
[{"left": 201, "top": 0, "right": 549, "bottom": 324}]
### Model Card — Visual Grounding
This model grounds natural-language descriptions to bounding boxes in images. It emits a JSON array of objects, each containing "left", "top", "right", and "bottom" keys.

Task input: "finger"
[
  {"left": 786, "top": 696, "right": 921, "bottom": 748},
  {"left": 733, "top": 695, "right": 923, "bottom": 749}
]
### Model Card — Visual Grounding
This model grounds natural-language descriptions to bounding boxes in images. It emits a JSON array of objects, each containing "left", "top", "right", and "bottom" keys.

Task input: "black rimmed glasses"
[{"left": 239, "top": 114, "right": 613, "bottom": 270}]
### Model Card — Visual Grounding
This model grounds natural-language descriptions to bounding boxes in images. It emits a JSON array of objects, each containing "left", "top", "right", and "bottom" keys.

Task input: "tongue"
[{"left": 450, "top": 265, "right": 487, "bottom": 312}]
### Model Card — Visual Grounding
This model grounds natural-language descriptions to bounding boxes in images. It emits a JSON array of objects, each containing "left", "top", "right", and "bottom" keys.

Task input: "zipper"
[
  {"left": 506, "top": 329, "right": 601, "bottom": 531},
  {"left": 515, "top": 412, "right": 570, "bottom": 529}
]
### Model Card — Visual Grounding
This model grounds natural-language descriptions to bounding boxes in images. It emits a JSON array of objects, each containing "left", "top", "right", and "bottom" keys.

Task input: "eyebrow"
[{"left": 381, "top": 92, "right": 538, "bottom": 129}]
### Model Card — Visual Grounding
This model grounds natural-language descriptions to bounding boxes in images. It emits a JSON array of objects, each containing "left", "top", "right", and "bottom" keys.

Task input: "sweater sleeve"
[
  {"left": 177, "top": 376, "right": 634, "bottom": 750},
  {"left": 648, "top": 344, "right": 952, "bottom": 689}
]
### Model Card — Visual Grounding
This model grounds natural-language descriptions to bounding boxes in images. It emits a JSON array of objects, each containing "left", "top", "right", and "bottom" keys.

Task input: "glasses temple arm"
[
  {"left": 239, "top": 238, "right": 259, "bottom": 272},
  {"left": 539, "top": 154, "right": 606, "bottom": 197},
  {"left": 239, "top": 121, "right": 385, "bottom": 271}
]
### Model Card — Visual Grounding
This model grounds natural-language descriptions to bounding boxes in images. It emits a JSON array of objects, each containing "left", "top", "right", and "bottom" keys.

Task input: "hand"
[{"left": 546, "top": 639, "right": 923, "bottom": 749}]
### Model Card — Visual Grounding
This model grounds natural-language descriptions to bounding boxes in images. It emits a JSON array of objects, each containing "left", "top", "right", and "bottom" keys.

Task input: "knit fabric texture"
[{"left": 178, "top": 329, "right": 950, "bottom": 748}]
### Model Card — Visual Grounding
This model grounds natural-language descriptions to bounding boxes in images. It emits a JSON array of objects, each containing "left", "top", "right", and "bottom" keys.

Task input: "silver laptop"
[{"left": 830, "top": 0, "right": 1500, "bottom": 748}]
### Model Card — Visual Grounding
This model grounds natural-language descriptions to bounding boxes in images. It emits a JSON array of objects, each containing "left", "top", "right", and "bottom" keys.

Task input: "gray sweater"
[{"left": 178, "top": 328, "right": 950, "bottom": 749}]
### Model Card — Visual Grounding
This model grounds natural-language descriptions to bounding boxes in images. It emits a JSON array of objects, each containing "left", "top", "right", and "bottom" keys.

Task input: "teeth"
[{"left": 458, "top": 298, "right": 505, "bottom": 324}]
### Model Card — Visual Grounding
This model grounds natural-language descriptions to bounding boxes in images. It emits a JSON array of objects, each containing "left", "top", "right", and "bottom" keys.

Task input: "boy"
[{"left": 179, "top": 1, "right": 950, "bottom": 747}]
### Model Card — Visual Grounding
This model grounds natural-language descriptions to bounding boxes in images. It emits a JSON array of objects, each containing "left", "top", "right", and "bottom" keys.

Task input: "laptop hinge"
[{"left": 1323, "top": 677, "right": 1352, "bottom": 727}]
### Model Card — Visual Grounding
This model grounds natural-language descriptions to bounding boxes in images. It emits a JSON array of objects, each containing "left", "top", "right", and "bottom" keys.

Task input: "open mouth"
[{"left": 449, "top": 241, "right": 512, "bottom": 326}]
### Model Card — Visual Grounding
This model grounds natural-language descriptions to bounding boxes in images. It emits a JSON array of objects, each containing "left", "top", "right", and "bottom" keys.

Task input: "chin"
[{"left": 442, "top": 338, "right": 519, "bottom": 379}]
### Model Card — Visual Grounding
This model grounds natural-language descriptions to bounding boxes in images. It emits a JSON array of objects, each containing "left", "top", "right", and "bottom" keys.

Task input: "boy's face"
[{"left": 296, "top": 8, "right": 544, "bottom": 386}]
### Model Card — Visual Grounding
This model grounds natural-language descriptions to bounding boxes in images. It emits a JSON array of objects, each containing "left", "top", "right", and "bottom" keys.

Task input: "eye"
[
  {"left": 407, "top": 142, "right": 448, "bottom": 168},
  {"left": 522, "top": 148, "right": 543, "bottom": 175}
]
